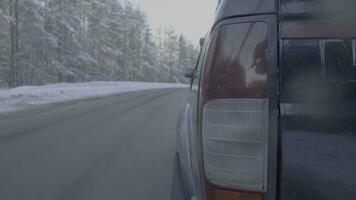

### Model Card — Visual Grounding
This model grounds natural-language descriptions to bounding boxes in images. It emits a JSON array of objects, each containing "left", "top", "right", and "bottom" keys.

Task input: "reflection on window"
[
  {"left": 202, "top": 22, "right": 268, "bottom": 99},
  {"left": 281, "top": 39, "right": 356, "bottom": 103},
  {"left": 321, "top": 39, "right": 356, "bottom": 82}
]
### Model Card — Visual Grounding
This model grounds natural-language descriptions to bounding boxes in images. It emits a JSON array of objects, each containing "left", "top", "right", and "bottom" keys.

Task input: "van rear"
[{"left": 172, "top": 1, "right": 356, "bottom": 200}]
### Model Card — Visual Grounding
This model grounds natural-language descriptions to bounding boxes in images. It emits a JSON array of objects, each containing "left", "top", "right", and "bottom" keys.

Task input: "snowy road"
[
  {"left": 0, "top": 88, "right": 187, "bottom": 200},
  {"left": 0, "top": 81, "right": 186, "bottom": 113}
]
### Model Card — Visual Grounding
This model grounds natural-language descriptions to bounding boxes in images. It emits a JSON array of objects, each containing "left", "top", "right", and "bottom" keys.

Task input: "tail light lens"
[
  {"left": 216, "top": 189, "right": 263, "bottom": 200},
  {"left": 202, "top": 99, "right": 268, "bottom": 190},
  {"left": 199, "top": 22, "right": 269, "bottom": 197}
]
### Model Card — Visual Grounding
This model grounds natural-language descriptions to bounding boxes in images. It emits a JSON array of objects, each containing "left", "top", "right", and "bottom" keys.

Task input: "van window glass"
[{"left": 281, "top": 39, "right": 356, "bottom": 103}]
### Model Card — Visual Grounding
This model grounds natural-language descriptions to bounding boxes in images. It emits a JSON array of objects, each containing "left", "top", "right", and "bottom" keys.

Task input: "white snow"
[{"left": 0, "top": 81, "right": 187, "bottom": 114}]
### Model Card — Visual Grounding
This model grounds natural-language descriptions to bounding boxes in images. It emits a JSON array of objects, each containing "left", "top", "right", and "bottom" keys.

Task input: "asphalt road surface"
[{"left": 0, "top": 88, "right": 187, "bottom": 200}]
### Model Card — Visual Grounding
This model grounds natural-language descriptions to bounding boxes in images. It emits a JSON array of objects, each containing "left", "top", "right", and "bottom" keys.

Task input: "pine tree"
[{"left": 0, "top": 0, "right": 200, "bottom": 87}]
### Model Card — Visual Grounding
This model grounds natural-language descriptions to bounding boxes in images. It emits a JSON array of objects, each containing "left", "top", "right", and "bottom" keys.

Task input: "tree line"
[{"left": 0, "top": 0, "right": 199, "bottom": 87}]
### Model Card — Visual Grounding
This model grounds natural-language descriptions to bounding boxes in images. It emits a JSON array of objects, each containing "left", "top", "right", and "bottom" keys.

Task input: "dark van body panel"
[
  {"left": 280, "top": 0, "right": 356, "bottom": 17},
  {"left": 281, "top": 21, "right": 356, "bottom": 39}
]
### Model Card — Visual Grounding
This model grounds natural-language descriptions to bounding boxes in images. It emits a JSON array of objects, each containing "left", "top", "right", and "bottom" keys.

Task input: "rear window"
[{"left": 281, "top": 39, "right": 356, "bottom": 103}]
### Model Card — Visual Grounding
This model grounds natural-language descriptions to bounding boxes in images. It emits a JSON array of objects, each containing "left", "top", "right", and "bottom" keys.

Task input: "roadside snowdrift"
[{"left": 0, "top": 81, "right": 187, "bottom": 113}]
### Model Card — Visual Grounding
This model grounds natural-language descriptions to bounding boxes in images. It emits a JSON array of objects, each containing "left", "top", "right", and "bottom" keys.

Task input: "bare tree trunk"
[
  {"left": 9, "top": 0, "right": 15, "bottom": 87},
  {"left": 14, "top": 0, "right": 20, "bottom": 86},
  {"left": 9, "top": 0, "right": 19, "bottom": 87}
]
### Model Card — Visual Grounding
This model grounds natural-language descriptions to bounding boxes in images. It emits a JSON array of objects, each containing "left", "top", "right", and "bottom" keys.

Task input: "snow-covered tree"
[{"left": 0, "top": 0, "right": 199, "bottom": 87}]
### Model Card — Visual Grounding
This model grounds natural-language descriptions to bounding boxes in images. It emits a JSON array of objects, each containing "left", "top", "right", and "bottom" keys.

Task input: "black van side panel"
[
  {"left": 280, "top": 39, "right": 356, "bottom": 200},
  {"left": 280, "top": 0, "right": 356, "bottom": 16}
]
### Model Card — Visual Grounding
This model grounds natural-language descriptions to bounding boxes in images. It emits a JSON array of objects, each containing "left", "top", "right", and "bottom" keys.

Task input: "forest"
[{"left": 0, "top": 0, "right": 199, "bottom": 87}]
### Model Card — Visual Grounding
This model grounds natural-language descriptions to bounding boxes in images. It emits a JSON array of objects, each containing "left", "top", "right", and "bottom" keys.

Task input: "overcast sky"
[{"left": 120, "top": 0, "right": 217, "bottom": 43}]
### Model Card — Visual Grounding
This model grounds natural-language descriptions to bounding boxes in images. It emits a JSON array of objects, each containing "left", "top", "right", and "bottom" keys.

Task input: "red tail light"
[
  {"left": 199, "top": 22, "right": 268, "bottom": 200},
  {"left": 215, "top": 189, "right": 263, "bottom": 200}
]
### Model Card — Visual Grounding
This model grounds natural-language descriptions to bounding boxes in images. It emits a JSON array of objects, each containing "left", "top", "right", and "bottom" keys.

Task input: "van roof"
[
  {"left": 215, "top": 0, "right": 356, "bottom": 24},
  {"left": 215, "top": 0, "right": 276, "bottom": 23}
]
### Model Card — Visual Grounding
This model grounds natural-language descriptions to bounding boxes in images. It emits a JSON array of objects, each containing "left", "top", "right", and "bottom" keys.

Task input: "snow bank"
[{"left": 0, "top": 81, "right": 187, "bottom": 113}]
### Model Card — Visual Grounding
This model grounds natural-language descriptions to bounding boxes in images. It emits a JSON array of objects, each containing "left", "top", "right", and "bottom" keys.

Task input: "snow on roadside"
[{"left": 0, "top": 81, "right": 187, "bottom": 114}]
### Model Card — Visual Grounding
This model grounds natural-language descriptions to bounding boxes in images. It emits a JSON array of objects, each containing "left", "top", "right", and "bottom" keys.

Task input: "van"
[{"left": 171, "top": 0, "right": 356, "bottom": 200}]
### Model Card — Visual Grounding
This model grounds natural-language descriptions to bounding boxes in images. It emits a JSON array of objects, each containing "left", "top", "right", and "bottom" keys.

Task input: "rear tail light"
[
  {"left": 199, "top": 22, "right": 269, "bottom": 199},
  {"left": 216, "top": 189, "right": 263, "bottom": 200},
  {"left": 202, "top": 99, "right": 268, "bottom": 191}
]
